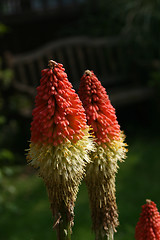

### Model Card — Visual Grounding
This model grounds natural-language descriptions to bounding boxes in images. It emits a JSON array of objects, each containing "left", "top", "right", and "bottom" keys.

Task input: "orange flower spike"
[
  {"left": 27, "top": 61, "right": 95, "bottom": 237},
  {"left": 79, "top": 70, "right": 127, "bottom": 239},
  {"left": 31, "top": 61, "right": 87, "bottom": 145},
  {"left": 79, "top": 70, "right": 121, "bottom": 145},
  {"left": 135, "top": 199, "right": 160, "bottom": 240}
]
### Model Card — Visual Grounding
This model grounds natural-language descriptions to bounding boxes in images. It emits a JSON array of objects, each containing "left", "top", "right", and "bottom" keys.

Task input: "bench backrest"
[{"left": 5, "top": 36, "right": 130, "bottom": 97}]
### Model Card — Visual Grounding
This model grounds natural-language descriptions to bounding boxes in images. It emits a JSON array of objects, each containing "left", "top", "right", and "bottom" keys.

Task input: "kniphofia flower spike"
[
  {"left": 27, "top": 61, "right": 94, "bottom": 239},
  {"left": 79, "top": 70, "right": 127, "bottom": 239},
  {"left": 135, "top": 199, "right": 160, "bottom": 240}
]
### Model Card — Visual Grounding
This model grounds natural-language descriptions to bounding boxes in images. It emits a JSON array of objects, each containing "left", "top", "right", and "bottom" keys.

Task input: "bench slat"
[
  {"left": 65, "top": 46, "right": 79, "bottom": 85},
  {"left": 28, "top": 62, "right": 39, "bottom": 86},
  {"left": 75, "top": 46, "right": 86, "bottom": 74},
  {"left": 17, "top": 64, "right": 28, "bottom": 84}
]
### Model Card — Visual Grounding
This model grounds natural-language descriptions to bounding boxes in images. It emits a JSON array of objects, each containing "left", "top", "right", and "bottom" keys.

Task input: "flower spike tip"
[{"left": 135, "top": 199, "right": 160, "bottom": 240}]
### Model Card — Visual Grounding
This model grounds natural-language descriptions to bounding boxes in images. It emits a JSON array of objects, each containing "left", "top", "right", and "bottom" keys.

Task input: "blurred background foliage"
[{"left": 0, "top": 0, "right": 160, "bottom": 239}]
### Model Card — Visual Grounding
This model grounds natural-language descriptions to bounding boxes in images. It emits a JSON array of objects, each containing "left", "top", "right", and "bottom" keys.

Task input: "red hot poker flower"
[
  {"left": 27, "top": 61, "right": 94, "bottom": 237},
  {"left": 135, "top": 199, "right": 160, "bottom": 240},
  {"left": 79, "top": 70, "right": 127, "bottom": 238}
]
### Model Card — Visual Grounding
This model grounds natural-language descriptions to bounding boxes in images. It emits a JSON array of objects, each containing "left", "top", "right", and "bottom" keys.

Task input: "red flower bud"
[
  {"left": 78, "top": 70, "right": 120, "bottom": 146},
  {"left": 135, "top": 199, "right": 160, "bottom": 240},
  {"left": 31, "top": 60, "right": 87, "bottom": 146}
]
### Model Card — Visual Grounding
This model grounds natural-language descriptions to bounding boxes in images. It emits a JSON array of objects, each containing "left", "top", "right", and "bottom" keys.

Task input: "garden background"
[{"left": 0, "top": 0, "right": 160, "bottom": 239}]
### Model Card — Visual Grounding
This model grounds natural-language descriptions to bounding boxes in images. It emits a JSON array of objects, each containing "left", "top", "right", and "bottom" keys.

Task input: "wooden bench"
[{"left": 5, "top": 36, "right": 154, "bottom": 115}]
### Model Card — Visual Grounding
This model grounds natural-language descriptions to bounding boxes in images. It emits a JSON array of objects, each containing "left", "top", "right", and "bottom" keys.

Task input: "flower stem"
[
  {"left": 56, "top": 219, "right": 71, "bottom": 240},
  {"left": 107, "top": 227, "right": 114, "bottom": 240},
  {"left": 55, "top": 206, "right": 72, "bottom": 240},
  {"left": 96, "top": 227, "right": 114, "bottom": 240}
]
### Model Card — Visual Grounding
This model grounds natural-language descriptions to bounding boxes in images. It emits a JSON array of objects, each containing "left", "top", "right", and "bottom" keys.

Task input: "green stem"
[
  {"left": 96, "top": 227, "right": 114, "bottom": 240},
  {"left": 56, "top": 207, "right": 72, "bottom": 240},
  {"left": 107, "top": 227, "right": 114, "bottom": 240}
]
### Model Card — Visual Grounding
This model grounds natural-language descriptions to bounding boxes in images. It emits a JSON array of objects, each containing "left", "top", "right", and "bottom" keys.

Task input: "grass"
[
  {"left": 1, "top": 124, "right": 160, "bottom": 240},
  {"left": 116, "top": 135, "right": 160, "bottom": 240}
]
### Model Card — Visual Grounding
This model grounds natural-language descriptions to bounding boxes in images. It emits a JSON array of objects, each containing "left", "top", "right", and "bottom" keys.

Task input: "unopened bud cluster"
[{"left": 135, "top": 200, "right": 160, "bottom": 240}]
